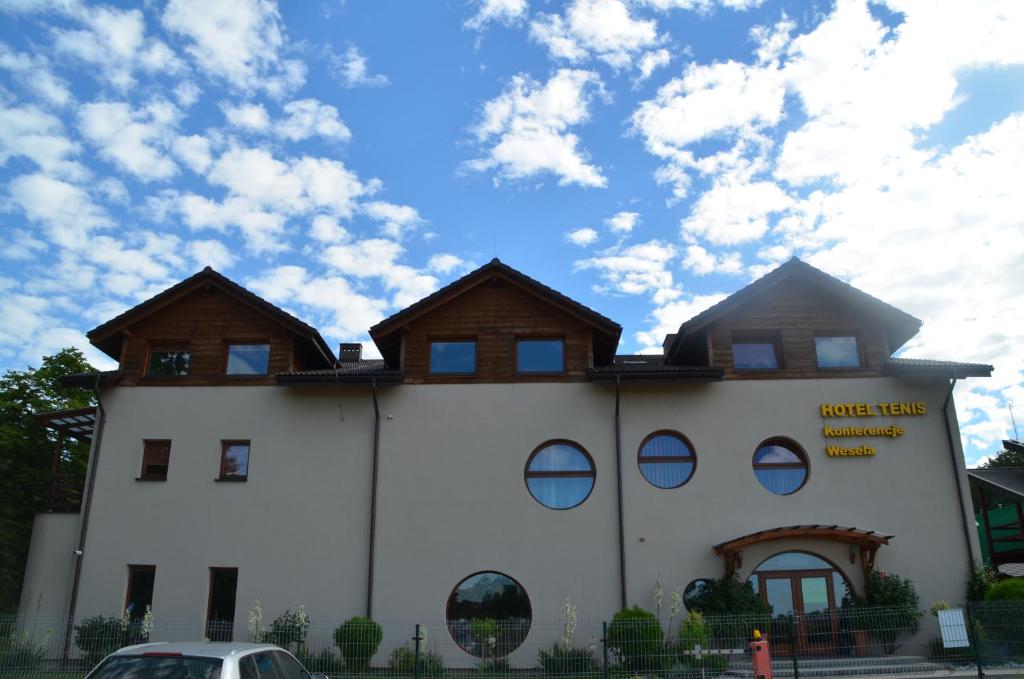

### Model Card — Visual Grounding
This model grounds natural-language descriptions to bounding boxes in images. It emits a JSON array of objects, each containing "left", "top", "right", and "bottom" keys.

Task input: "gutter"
[
  {"left": 366, "top": 379, "right": 381, "bottom": 618},
  {"left": 614, "top": 377, "right": 627, "bottom": 609},
  {"left": 941, "top": 378, "right": 977, "bottom": 574},
  {"left": 62, "top": 377, "right": 106, "bottom": 660},
  {"left": 588, "top": 369, "right": 723, "bottom": 383}
]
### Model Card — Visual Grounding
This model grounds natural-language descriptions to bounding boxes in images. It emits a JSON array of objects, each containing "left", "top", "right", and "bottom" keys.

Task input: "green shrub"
[
  {"left": 537, "top": 643, "right": 598, "bottom": 674},
  {"left": 333, "top": 616, "right": 383, "bottom": 671},
  {"left": 0, "top": 630, "right": 50, "bottom": 671},
  {"left": 678, "top": 611, "right": 710, "bottom": 653},
  {"left": 984, "top": 578, "right": 1024, "bottom": 601},
  {"left": 74, "top": 615, "right": 125, "bottom": 665},
  {"left": 266, "top": 608, "right": 310, "bottom": 648},
  {"left": 607, "top": 606, "right": 664, "bottom": 672},
  {"left": 468, "top": 617, "right": 498, "bottom": 657},
  {"left": 476, "top": 656, "right": 510, "bottom": 672},
  {"left": 847, "top": 571, "right": 921, "bottom": 654},
  {"left": 967, "top": 567, "right": 998, "bottom": 602},
  {"left": 685, "top": 576, "right": 770, "bottom": 616},
  {"left": 388, "top": 645, "right": 445, "bottom": 675}
]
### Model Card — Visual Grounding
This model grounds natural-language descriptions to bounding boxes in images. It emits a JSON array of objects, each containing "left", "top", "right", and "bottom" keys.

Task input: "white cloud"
[
  {"left": 220, "top": 101, "right": 270, "bottom": 130},
  {"left": 530, "top": 0, "right": 663, "bottom": 70},
  {"left": 0, "top": 104, "right": 85, "bottom": 179},
  {"left": 171, "top": 134, "right": 213, "bottom": 174},
  {"left": 633, "top": 292, "right": 728, "bottom": 353},
  {"left": 361, "top": 201, "right": 424, "bottom": 238},
  {"left": 427, "top": 253, "right": 467, "bottom": 275},
  {"left": 681, "top": 244, "right": 743, "bottom": 275},
  {"left": 681, "top": 179, "right": 792, "bottom": 245},
  {"left": 637, "top": 48, "right": 671, "bottom": 81},
  {"left": 331, "top": 45, "right": 389, "bottom": 88},
  {"left": 467, "top": 68, "right": 607, "bottom": 187},
  {"left": 174, "top": 80, "right": 202, "bottom": 108},
  {"left": 8, "top": 173, "right": 111, "bottom": 247},
  {"left": 638, "top": 0, "right": 767, "bottom": 11},
  {"left": 96, "top": 177, "right": 129, "bottom": 204},
  {"left": 575, "top": 239, "right": 678, "bottom": 299},
  {"left": 187, "top": 239, "right": 236, "bottom": 270},
  {"left": 321, "top": 239, "right": 439, "bottom": 308},
  {"left": 78, "top": 99, "right": 180, "bottom": 182},
  {"left": 567, "top": 227, "right": 599, "bottom": 246},
  {"left": 0, "top": 42, "right": 72, "bottom": 106},
  {"left": 465, "top": 0, "right": 528, "bottom": 30},
  {"left": 605, "top": 210, "right": 639, "bottom": 233},
  {"left": 276, "top": 99, "right": 351, "bottom": 142},
  {"left": 162, "top": 0, "right": 304, "bottom": 96},
  {"left": 53, "top": 3, "right": 184, "bottom": 89},
  {"left": 309, "top": 215, "right": 351, "bottom": 244}
]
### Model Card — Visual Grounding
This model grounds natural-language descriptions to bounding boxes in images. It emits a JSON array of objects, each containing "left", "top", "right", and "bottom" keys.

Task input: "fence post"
[
  {"left": 965, "top": 606, "right": 983, "bottom": 679},
  {"left": 414, "top": 624, "right": 422, "bottom": 679},
  {"left": 602, "top": 621, "right": 609, "bottom": 679},
  {"left": 789, "top": 614, "right": 800, "bottom": 679}
]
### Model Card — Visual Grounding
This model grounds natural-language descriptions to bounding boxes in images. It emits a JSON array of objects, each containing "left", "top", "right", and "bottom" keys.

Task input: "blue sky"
[{"left": 1, "top": 0, "right": 1022, "bottom": 465}]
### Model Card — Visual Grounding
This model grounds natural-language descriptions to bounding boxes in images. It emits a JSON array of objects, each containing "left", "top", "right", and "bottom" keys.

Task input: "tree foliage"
[{"left": 0, "top": 348, "right": 95, "bottom": 611}]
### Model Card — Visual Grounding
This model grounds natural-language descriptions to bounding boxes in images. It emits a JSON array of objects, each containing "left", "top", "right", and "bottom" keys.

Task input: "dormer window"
[
  {"left": 516, "top": 338, "right": 565, "bottom": 374},
  {"left": 815, "top": 335, "right": 861, "bottom": 369},
  {"left": 732, "top": 333, "right": 781, "bottom": 370},
  {"left": 147, "top": 344, "right": 190, "bottom": 377},
  {"left": 429, "top": 339, "right": 476, "bottom": 374},
  {"left": 225, "top": 343, "right": 271, "bottom": 375}
]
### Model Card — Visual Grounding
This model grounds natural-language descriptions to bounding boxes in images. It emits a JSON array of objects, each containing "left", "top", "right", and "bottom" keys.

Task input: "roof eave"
[
  {"left": 885, "top": 365, "right": 993, "bottom": 379},
  {"left": 274, "top": 372, "right": 403, "bottom": 385},
  {"left": 587, "top": 369, "right": 724, "bottom": 383}
]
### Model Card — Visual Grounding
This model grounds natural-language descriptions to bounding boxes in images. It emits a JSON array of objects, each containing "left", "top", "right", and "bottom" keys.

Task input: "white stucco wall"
[
  {"left": 23, "top": 375, "right": 978, "bottom": 664},
  {"left": 18, "top": 513, "right": 78, "bottom": 620}
]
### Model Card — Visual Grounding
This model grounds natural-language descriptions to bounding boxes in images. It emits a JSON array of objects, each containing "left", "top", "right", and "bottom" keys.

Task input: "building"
[{"left": 20, "top": 257, "right": 992, "bottom": 663}]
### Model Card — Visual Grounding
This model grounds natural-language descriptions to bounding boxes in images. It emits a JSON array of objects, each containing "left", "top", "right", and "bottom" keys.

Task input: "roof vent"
[{"left": 339, "top": 343, "right": 362, "bottom": 363}]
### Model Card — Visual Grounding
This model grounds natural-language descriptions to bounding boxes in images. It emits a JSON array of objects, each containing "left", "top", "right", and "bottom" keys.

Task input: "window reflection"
[
  {"left": 446, "top": 571, "right": 531, "bottom": 657},
  {"left": 525, "top": 441, "right": 595, "bottom": 509}
]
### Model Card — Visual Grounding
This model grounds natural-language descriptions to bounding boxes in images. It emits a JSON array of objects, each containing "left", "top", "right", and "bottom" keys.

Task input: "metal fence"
[{"left": 2, "top": 603, "right": 1023, "bottom": 677}]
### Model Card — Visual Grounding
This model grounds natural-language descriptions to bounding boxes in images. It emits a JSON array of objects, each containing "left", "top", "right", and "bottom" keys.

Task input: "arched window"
[
  {"left": 747, "top": 551, "right": 852, "bottom": 616},
  {"left": 637, "top": 431, "right": 696, "bottom": 489},
  {"left": 446, "top": 571, "right": 532, "bottom": 657},
  {"left": 752, "top": 438, "right": 808, "bottom": 495},
  {"left": 525, "top": 440, "right": 595, "bottom": 509}
]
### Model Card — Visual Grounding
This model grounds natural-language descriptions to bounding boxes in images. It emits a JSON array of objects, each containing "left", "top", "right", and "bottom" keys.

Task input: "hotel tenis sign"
[{"left": 818, "top": 401, "right": 927, "bottom": 458}]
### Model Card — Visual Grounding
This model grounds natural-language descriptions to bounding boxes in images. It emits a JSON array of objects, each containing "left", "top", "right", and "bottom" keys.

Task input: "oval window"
[
  {"left": 525, "top": 440, "right": 595, "bottom": 509},
  {"left": 682, "top": 578, "right": 712, "bottom": 611},
  {"left": 752, "top": 438, "right": 808, "bottom": 495},
  {"left": 638, "top": 431, "right": 696, "bottom": 489},
  {"left": 446, "top": 571, "right": 532, "bottom": 657}
]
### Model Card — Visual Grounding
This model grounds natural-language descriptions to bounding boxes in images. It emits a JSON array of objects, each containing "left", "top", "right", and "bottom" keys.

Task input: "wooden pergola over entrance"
[
  {"left": 37, "top": 406, "right": 96, "bottom": 513},
  {"left": 713, "top": 525, "right": 893, "bottom": 581}
]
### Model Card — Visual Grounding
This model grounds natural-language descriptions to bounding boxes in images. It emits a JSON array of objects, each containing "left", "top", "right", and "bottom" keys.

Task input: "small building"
[{"left": 21, "top": 257, "right": 991, "bottom": 663}]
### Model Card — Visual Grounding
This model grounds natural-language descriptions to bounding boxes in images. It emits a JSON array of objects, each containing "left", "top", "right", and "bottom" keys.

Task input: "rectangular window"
[
  {"left": 225, "top": 343, "right": 271, "bottom": 375},
  {"left": 147, "top": 344, "right": 190, "bottom": 377},
  {"left": 206, "top": 567, "right": 238, "bottom": 642},
  {"left": 219, "top": 441, "right": 250, "bottom": 481},
  {"left": 125, "top": 565, "right": 155, "bottom": 620},
  {"left": 429, "top": 340, "right": 476, "bottom": 374},
  {"left": 815, "top": 335, "right": 861, "bottom": 368},
  {"left": 516, "top": 338, "right": 565, "bottom": 373},
  {"left": 140, "top": 440, "right": 171, "bottom": 481},
  {"left": 732, "top": 334, "right": 781, "bottom": 370}
]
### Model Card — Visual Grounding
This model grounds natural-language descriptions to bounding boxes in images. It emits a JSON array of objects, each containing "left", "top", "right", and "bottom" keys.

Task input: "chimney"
[{"left": 339, "top": 343, "right": 362, "bottom": 363}]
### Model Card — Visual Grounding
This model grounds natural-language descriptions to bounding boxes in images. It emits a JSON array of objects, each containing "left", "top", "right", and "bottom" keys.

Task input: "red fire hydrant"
[{"left": 749, "top": 629, "right": 773, "bottom": 679}]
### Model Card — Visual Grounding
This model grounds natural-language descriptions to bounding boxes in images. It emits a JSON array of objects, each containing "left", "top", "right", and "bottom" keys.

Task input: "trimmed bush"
[
  {"left": 537, "top": 643, "right": 598, "bottom": 674},
  {"left": 266, "top": 608, "right": 310, "bottom": 648},
  {"left": 607, "top": 606, "right": 664, "bottom": 672},
  {"left": 74, "top": 615, "right": 125, "bottom": 665},
  {"left": 333, "top": 616, "right": 383, "bottom": 671},
  {"left": 984, "top": 578, "right": 1024, "bottom": 601}
]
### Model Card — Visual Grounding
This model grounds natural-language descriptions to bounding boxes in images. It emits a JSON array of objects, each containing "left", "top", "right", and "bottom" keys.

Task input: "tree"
[{"left": 0, "top": 348, "right": 96, "bottom": 612}]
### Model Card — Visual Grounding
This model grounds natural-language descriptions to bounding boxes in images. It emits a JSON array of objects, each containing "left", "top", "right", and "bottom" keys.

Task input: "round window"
[
  {"left": 682, "top": 578, "right": 712, "bottom": 611},
  {"left": 525, "top": 440, "right": 595, "bottom": 509},
  {"left": 638, "top": 431, "right": 696, "bottom": 489},
  {"left": 446, "top": 571, "right": 532, "bottom": 657},
  {"left": 752, "top": 437, "right": 808, "bottom": 495}
]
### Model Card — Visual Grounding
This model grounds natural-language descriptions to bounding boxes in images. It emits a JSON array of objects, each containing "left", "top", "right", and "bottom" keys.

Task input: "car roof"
[{"left": 112, "top": 641, "right": 284, "bottom": 659}]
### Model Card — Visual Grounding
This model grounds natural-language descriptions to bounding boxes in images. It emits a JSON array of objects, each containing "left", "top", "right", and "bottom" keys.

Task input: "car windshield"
[{"left": 88, "top": 655, "right": 223, "bottom": 679}]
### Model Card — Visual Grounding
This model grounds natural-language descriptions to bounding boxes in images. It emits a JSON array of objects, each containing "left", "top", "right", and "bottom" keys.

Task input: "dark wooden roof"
[
  {"left": 86, "top": 267, "right": 335, "bottom": 367},
  {"left": 714, "top": 525, "right": 893, "bottom": 554},
  {"left": 664, "top": 258, "right": 922, "bottom": 364},
  {"left": 276, "top": 360, "right": 402, "bottom": 384},
  {"left": 369, "top": 258, "right": 622, "bottom": 365},
  {"left": 588, "top": 355, "right": 723, "bottom": 382},
  {"left": 968, "top": 467, "right": 1024, "bottom": 498}
]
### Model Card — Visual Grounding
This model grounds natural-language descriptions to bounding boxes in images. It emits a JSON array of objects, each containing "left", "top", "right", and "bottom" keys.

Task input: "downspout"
[
  {"left": 614, "top": 376, "right": 627, "bottom": 609},
  {"left": 942, "top": 377, "right": 976, "bottom": 573},
  {"left": 366, "top": 379, "right": 381, "bottom": 618},
  {"left": 63, "top": 377, "right": 106, "bottom": 659}
]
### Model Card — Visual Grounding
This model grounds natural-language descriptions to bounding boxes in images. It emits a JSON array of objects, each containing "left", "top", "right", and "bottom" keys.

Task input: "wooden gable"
[
  {"left": 707, "top": 276, "right": 891, "bottom": 379},
  {"left": 398, "top": 277, "right": 596, "bottom": 383}
]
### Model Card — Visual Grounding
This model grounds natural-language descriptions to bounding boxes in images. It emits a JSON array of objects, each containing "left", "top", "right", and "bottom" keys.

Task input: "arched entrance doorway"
[{"left": 748, "top": 551, "right": 853, "bottom": 654}]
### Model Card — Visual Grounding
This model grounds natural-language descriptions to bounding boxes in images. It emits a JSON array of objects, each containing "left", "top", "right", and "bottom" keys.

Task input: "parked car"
[{"left": 85, "top": 641, "right": 329, "bottom": 679}]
